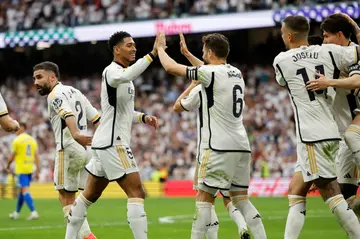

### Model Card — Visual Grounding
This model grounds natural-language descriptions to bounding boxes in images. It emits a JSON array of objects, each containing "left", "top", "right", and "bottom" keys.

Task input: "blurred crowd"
[
  {"left": 0, "top": 0, "right": 347, "bottom": 32},
  {"left": 0, "top": 64, "right": 297, "bottom": 183}
]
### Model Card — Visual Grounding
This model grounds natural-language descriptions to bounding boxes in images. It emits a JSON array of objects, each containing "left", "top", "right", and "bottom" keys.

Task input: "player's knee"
[
  {"left": 344, "top": 126, "right": 360, "bottom": 150},
  {"left": 288, "top": 195, "right": 306, "bottom": 207},
  {"left": 222, "top": 196, "right": 231, "bottom": 207},
  {"left": 339, "top": 183, "right": 358, "bottom": 200},
  {"left": 314, "top": 178, "right": 341, "bottom": 200}
]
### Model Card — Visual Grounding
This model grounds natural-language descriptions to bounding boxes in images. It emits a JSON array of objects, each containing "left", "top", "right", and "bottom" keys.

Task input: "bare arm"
[
  {"left": 93, "top": 121, "right": 100, "bottom": 132},
  {"left": 307, "top": 74, "right": 360, "bottom": 90},
  {"left": 65, "top": 116, "right": 92, "bottom": 147},
  {"left": 34, "top": 151, "right": 40, "bottom": 180},
  {"left": 6, "top": 153, "right": 15, "bottom": 173},
  {"left": 180, "top": 33, "right": 204, "bottom": 67},
  {"left": 173, "top": 82, "right": 199, "bottom": 113},
  {"left": 0, "top": 115, "right": 19, "bottom": 132}
]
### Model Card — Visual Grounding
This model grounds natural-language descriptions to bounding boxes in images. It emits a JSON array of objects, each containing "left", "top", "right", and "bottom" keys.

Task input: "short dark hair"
[
  {"left": 202, "top": 33, "right": 230, "bottom": 59},
  {"left": 108, "top": 31, "right": 132, "bottom": 53},
  {"left": 321, "top": 13, "right": 353, "bottom": 39},
  {"left": 308, "top": 35, "right": 323, "bottom": 45},
  {"left": 283, "top": 15, "right": 310, "bottom": 39},
  {"left": 33, "top": 61, "right": 60, "bottom": 79},
  {"left": 19, "top": 122, "right": 27, "bottom": 129}
]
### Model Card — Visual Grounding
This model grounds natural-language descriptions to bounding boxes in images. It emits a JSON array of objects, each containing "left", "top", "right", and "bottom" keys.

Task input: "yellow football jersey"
[{"left": 11, "top": 133, "right": 38, "bottom": 174}]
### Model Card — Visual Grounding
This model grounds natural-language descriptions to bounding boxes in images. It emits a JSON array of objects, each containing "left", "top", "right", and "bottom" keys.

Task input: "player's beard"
[{"left": 36, "top": 83, "right": 51, "bottom": 96}]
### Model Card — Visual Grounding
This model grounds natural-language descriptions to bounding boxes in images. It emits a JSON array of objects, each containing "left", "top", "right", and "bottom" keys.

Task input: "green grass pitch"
[{"left": 0, "top": 197, "right": 348, "bottom": 238}]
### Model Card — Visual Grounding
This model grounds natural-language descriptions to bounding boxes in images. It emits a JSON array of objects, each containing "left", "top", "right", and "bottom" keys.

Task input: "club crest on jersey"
[{"left": 52, "top": 98, "right": 63, "bottom": 110}]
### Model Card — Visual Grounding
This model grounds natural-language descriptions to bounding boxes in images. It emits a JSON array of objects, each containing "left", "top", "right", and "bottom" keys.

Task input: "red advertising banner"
[{"left": 164, "top": 178, "right": 322, "bottom": 197}]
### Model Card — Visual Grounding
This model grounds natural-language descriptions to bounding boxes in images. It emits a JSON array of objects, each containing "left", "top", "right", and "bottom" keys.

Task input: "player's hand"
[
  {"left": 73, "top": 133, "right": 92, "bottom": 148},
  {"left": 191, "top": 80, "right": 200, "bottom": 86},
  {"left": 308, "top": 183, "right": 317, "bottom": 193},
  {"left": 156, "top": 32, "right": 167, "bottom": 50},
  {"left": 179, "top": 32, "right": 190, "bottom": 56},
  {"left": 34, "top": 170, "right": 40, "bottom": 181},
  {"left": 144, "top": 115, "right": 159, "bottom": 130},
  {"left": 5, "top": 167, "right": 11, "bottom": 175},
  {"left": 12, "top": 120, "right": 20, "bottom": 132},
  {"left": 151, "top": 34, "right": 159, "bottom": 57},
  {"left": 306, "top": 73, "right": 331, "bottom": 91}
]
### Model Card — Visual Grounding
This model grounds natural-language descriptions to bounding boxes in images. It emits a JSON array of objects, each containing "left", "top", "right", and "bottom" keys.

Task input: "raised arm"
[
  {"left": 180, "top": 32, "right": 204, "bottom": 67},
  {"left": 157, "top": 33, "right": 188, "bottom": 77}
]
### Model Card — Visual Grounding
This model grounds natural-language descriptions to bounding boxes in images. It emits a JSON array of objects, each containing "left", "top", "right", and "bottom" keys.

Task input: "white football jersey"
[
  {"left": 273, "top": 44, "right": 358, "bottom": 143},
  {"left": 0, "top": 93, "right": 8, "bottom": 117},
  {"left": 330, "top": 42, "right": 360, "bottom": 137},
  {"left": 92, "top": 54, "right": 154, "bottom": 149},
  {"left": 47, "top": 83, "right": 100, "bottom": 150},
  {"left": 180, "top": 85, "right": 202, "bottom": 159},
  {"left": 187, "top": 64, "right": 251, "bottom": 152}
]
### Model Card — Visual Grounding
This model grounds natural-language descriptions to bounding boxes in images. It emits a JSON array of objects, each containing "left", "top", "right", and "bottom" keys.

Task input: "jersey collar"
[
  {"left": 49, "top": 82, "right": 60, "bottom": 93},
  {"left": 113, "top": 61, "right": 126, "bottom": 68}
]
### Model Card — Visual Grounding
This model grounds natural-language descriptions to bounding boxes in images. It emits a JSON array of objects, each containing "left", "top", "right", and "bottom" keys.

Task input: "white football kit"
[
  {"left": 186, "top": 64, "right": 251, "bottom": 193},
  {"left": 331, "top": 42, "right": 360, "bottom": 185},
  {"left": 87, "top": 54, "right": 154, "bottom": 181},
  {"left": 181, "top": 85, "right": 231, "bottom": 198},
  {"left": 0, "top": 93, "right": 8, "bottom": 118},
  {"left": 48, "top": 83, "right": 100, "bottom": 191},
  {"left": 273, "top": 44, "right": 358, "bottom": 182}
]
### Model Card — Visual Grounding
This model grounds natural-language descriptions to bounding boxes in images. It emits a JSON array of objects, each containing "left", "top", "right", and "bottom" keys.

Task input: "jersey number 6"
[{"left": 232, "top": 85, "right": 243, "bottom": 118}]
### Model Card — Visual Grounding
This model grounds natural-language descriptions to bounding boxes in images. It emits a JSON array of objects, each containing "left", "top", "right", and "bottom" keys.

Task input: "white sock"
[
  {"left": 63, "top": 204, "right": 91, "bottom": 239},
  {"left": 345, "top": 125, "right": 360, "bottom": 169},
  {"left": 284, "top": 195, "right": 306, "bottom": 239},
  {"left": 227, "top": 201, "right": 248, "bottom": 233},
  {"left": 326, "top": 194, "right": 360, "bottom": 239},
  {"left": 63, "top": 205, "right": 71, "bottom": 220},
  {"left": 347, "top": 195, "right": 360, "bottom": 219},
  {"left": 127, "top": 198, "right": 148, "bottom": 239},
  {"left": 231, "top": 195, "right": 267, "bottom": 239},
  {"left": 65, "top": 194, "right": 92, "bottom": 239},
  {"left": 205, "top": 205, "right": 219, "bottom": 239},
  {"left": 191, "top": 201, "right": 212, "bottom": 239}
]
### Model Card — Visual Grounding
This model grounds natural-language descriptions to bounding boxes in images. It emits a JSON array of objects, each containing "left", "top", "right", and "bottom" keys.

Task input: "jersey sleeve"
[
  {"left": 106, "top": 54, "right": 155, "bottom": 88},
  {"left": 273, "top": 54, "right": 287, "bottom": 86},
  {"left": 348, "top": 62, "right": 360, "bottom": 77},
  {"left": 48, "top": 92, "right": 74, "bottom": 119},
  {"left": 132, "top": 111, "right": 146, "bottom": 124},
  {"left": 82, "top": 94, "right": 100, "bottom": 124},
  {"left": 186, "top": 65, "right": 212, "bottom": 87},
  {"left": 324, "top": 44, "right": 358, "bottom": 73},
  {"left": 0, "top": 93, "right": 9, "bottom": 117},
  {"left": 180, "top": 85, "right": 201, "bottom": 111}
]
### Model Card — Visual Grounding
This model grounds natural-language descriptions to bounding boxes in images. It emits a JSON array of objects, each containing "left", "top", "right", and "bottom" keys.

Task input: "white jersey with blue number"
[
  {"left": 273, "top": 44, "right": 358, "bottom": 143},
  {"left": 187, "top": 64, "right": 251, "bottom": 152}
]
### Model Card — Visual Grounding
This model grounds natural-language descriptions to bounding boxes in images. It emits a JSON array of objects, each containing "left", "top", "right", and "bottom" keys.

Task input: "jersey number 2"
[
  {"left": 233, "top": 85, "right": 243, "bottom": 118},
  {"left": 296, "top": 65, "right": 326, "bottom": 101},
  {"left": 75, "top": 101, "right": 86, "bottom": 130}
]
